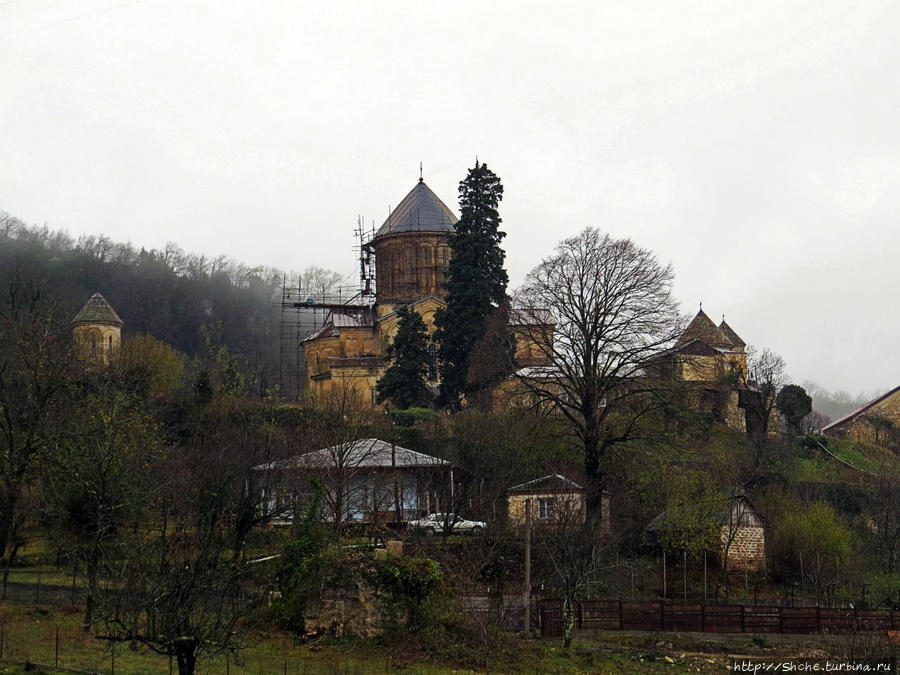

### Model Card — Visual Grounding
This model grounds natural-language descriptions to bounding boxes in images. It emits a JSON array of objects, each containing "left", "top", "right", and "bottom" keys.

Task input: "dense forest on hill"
[{"left": 1, "top": 212, "right": 286, "bottom": 395}]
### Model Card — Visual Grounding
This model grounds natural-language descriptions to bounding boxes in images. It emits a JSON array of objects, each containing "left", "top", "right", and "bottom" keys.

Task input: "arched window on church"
[
  {"left": 427, "top": 343, "right": 437, "bottom": 381},
  {"left": 423, "top": 247, "right": 431, "bottom": 288},
  {"left": 108, "top": 336, "right": 113, "bottom": 353},
  {"left": 91, "top": 334, "right": 97, "bottom": 357},
  {"left": 405, "top": 247, "right": 412, "bottom": 283}
]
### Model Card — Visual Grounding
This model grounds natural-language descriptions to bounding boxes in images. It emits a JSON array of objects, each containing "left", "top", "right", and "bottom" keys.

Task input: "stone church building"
[
  {"left": 664, "top": 308, "right": 749, "bottom": 430},
  {"left": 302, "top": 178, "right": 458, "bottom": 405}
]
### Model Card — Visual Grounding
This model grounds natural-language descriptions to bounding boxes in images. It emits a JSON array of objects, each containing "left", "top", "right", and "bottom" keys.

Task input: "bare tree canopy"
[
  {"left": 744, "top": 347, "right": 787, "bottom": 460},
  {"left": 515, "top": 228, "right": 681, "bottom": 505}
]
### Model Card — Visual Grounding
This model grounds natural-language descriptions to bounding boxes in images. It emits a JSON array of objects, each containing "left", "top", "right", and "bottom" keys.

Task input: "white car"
[{"left": 408, "top": 512, "right": 486, "bottom": 536}]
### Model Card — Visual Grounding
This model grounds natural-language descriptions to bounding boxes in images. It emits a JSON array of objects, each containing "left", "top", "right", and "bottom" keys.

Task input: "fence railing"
[{"left": 539, "top": 599, "right": 900, "bottom": 638}]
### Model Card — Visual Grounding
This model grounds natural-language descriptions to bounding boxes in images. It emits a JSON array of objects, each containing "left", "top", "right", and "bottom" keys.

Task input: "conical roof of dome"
[
  {"left": 374, "top": 179, "right": 458, "bottom": 238},
  {"left": 72, "top": 293, "right": 124, "bottom": 326},
  {"left": 675, "top": 308, "right": 731, "bottom": 348},
  {"left": 718, "top": 319, "right": 745, "bottom": 347}
]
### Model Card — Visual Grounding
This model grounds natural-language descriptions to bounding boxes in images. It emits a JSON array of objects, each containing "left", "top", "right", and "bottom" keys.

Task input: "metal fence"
[{"left": 539, "top": 599, "right": 900, "bottom": 638}]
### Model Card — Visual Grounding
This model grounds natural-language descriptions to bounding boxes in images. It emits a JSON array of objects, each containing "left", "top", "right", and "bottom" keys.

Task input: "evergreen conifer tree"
[
  {"left": 434, "top": 161, "right": 507, "bottom": 408},
  {"left": 375, "top": 306, "right": 432, "bottom": 409}
]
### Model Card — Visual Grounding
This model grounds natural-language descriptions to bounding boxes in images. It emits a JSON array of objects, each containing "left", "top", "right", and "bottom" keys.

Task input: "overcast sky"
[{"left": 2, "top": 1, "right": 898, "bottom": 396}]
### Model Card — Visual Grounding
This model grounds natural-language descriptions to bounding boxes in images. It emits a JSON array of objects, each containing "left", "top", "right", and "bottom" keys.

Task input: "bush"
[
  {"left": 389, "top": 407, "right": 437, "bottom": 427},
  {"left": 276, "top": 484, "right": 335, "bottom": 632}
]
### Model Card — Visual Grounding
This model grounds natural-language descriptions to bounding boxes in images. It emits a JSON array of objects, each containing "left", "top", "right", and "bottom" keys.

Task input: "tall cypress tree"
[
  {"left": 375, "top": 306, "right": 432, "bottom": 409},
  {"left": 434, "top": 161, "right": 507, "bottom": 408}
]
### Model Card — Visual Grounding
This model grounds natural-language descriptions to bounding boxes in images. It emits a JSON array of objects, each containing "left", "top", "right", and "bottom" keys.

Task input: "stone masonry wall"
[{"left": 721, "top": 525, "right": 765, "bottom": 572}]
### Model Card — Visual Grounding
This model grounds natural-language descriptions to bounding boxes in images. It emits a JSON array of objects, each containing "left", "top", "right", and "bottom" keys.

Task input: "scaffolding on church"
[{"left": 278, "top": 218, "right": 377, "bottom": 401}]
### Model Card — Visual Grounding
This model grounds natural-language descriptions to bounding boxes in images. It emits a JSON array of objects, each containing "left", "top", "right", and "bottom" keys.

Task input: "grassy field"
[{"left": 0, "top": 600, "right": 892, "bottom": 674}]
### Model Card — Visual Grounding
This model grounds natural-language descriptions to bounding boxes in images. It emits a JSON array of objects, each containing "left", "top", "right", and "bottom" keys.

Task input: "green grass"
[{"left": 0, "top": 602, "right": 747, "bottom": 674}]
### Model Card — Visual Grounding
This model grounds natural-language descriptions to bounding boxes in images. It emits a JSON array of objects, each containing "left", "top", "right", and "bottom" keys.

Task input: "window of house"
[{"left": 538, "top": 497, "right": 555, "bottom": 519}]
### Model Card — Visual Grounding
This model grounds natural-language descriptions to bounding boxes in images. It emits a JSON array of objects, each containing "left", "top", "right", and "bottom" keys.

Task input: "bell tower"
[{"left": 72, "top": 293, "right": 124, "bottom": 364}]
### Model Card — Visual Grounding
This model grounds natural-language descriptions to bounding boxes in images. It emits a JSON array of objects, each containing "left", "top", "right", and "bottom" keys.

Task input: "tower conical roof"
[
  {"left": 72, "top": 293, "right": 124, "bottom": 326},
  {"left": 718, "top": 319, "right": 745, "bottom": 348},
  {"left": 675, "top": 309, "right": 731, "bottom": 348},
  {"left": 374, "top": 180, "right": 458, "bottom": 238}
]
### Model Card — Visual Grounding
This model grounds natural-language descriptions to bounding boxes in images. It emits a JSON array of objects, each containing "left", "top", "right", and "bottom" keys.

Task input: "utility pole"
[{"left": 523, "top": 498, "right": 532, "bottom": 636}]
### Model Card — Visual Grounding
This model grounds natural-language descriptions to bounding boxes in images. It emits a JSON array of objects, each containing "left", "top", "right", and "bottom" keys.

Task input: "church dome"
[{"left": 374, "top": 180, "right": 458, "bottom": 238}]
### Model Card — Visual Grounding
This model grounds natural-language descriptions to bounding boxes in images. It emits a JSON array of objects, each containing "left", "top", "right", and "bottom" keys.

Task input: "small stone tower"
[{"left": 72, "top": 293, "right": 124, "bottom": 364}]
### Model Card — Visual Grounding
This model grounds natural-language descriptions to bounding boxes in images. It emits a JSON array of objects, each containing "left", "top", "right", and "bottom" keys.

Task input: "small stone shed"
[
  {"left": 648, "top": 492, "right": 766, "bottom": 572},
  {"left": 719, "top": 494, "right": 766, "bottom": 572}
]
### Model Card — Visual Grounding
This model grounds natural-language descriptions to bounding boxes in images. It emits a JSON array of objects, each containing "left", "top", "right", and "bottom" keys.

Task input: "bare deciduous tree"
[
  {"left": 799, "top": 410, "right": 831, "bottom": 434},
  {"left": 0, "top": 274, "right": 73, "bottom": 594},
  {"left": 515, "top": 228, "right": 681, "bottom": 511},
  {"left": 870, "top": 471, "right": 900, "bottom": 574},
  {"left": 299, "top": 266, "right": 344, "bottom": 300},
  {"left": 534, "top": 494, "right": 607, "bottom": 648},
  {"left": 744, "top": 347, "right": 787, "bottom": 465}
]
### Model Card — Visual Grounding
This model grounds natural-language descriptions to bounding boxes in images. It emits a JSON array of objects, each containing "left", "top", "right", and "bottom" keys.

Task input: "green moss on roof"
[{"left": 71, "top": 293, "right": 124, "bottom": 326}]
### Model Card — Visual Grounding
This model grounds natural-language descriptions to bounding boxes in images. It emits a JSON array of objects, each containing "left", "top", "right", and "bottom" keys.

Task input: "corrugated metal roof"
[
  {"left": 331, "top": 309, "right": 376, "bottom": 328},
  {"left": 374, "top": 180, "right": 458, "bottom": 238},
  {"left": 508, "top": 474, "right": 584, "bottom": 493},
  {"left": 822, "top": 384, "right": 900, "bottom": 433},
  {"left": 255, "top": 438, "right": 450, "bottom": 471},
  {"left": 71, "top": 293, "right": 124, "bottom": 326}
]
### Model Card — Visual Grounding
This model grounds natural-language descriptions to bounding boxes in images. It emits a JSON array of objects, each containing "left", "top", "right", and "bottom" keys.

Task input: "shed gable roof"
[
  {"left": 508, "top": 474, "right": 584, "bottom": 493},
  {"left": 822, "top": 384, "right": 900, "bottom": 433}
]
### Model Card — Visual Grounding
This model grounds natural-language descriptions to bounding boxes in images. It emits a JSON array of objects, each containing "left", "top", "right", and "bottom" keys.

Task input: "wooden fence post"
[
  {"left": 618, "top": 600, "right": 623, "bottom": 630},
  {"left": 816, "top": 605, "right": 821, "bottom": 634},
  {"left": 55, "top": 625, "right": 59, "bottom": 667},
  {"left": 740, "top": 604, "right": 745, "bottom": 633},
  {"left": 700, "top": 603, "right": 705, "bottom": 633},
  {"left": 660, "top": 601, "right": 665, "bottom": 631}
]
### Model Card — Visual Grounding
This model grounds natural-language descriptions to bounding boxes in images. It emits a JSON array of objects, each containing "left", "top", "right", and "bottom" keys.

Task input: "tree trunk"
[
  {"left": 583, "top": 421, "right": 607, "bottom": 518},
  {"left": 175, "top": 643, "right": 197, "bottom": 675},
  {"left": 82, "top": 544, "right": 101, "bottom": 631},
  {"left": 562, "top": 595, "right": 575, "bottom": 649},
  {"left": 1, "top": 540, "right": 21, "bottom": 601}
]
